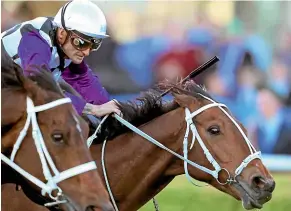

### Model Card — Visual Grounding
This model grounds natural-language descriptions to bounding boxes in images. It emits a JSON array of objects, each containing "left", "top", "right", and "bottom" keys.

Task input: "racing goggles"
[{"left": 70, "top": 31, "right": 102, "bottom": 52}]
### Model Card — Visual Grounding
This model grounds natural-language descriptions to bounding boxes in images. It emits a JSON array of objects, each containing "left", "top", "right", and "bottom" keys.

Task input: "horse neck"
[
  {"left": 1, "top": 89, "right": 26, "bottom": 127},
  {"left": 91, "top": 107, "right": 187, "bottom": 211}
]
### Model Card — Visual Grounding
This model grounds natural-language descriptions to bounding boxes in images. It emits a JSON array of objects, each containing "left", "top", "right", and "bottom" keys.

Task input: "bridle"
[
  {"left": 87, "top": 93, "right": 262, "bottom": 211},
  {"left": 1, "top": 97, "right": 97, "bottom": 207},
  {"left": 183, "top": 94, "right": 261, "bottom": 185}
]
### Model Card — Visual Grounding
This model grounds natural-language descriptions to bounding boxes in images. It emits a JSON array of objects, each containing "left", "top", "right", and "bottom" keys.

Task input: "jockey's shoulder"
[{"left": 19, "top": 17, "right": 53, "bottom": 28}]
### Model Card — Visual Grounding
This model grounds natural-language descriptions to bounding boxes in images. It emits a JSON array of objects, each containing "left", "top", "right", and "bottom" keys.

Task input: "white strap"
[
  {"left": 52, "top": 161, "right": 97, "bottom": 184},
  {"left": 87, "top": 115, "right": 109, "bottom": 148},
  {"left": 114, "top": 114, "right": 217, "bottom": 177},
  {"left": 1, "top": 154, "right": 51, "bottom": 193},
  {"left": 186, "top": 103, "right": 226, "bottom": 120},
  {"left": 235, "top": 151, "right": 262, "bottom": 175},
  {"left": 10, "top": 113, "right": 32, "bottom": 161},
  {"left": 28, "top": 98, "right": 72, "bottom": 113},
  {"left": 101, "top": 139, "right": 119, "bottom": 211}
]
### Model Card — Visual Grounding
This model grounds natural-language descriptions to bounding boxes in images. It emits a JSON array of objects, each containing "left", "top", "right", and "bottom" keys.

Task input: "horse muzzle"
[{"left": 233, "top": 175, "right": 275, "bottom": 210}]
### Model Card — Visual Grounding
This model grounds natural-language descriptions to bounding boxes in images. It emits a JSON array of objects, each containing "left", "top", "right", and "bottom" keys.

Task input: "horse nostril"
[
  {"left": 85, "top": 206, "right": 95, "bottom": 211},
  {"left": 251, "top": 175, "right": 276, "bottom": 193},
  {"left": 251, "top": 175, "right": 266, "bottom": 189}
]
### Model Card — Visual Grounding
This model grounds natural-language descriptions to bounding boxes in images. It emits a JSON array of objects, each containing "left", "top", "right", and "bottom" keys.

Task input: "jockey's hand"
[{"left": 82, "top": 100, "right": 122, "bottom": 117}]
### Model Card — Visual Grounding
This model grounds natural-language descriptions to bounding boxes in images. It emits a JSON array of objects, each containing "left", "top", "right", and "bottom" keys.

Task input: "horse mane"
[
  {"left": 1, "top": 58, "right": 63, "bottom": 96},
  {"left": 1, "top": 58, "right": 24, "bottom": 90},
  {"left": 97, "top": 79, "right": 213, "bottom": 141},
  {"left": 171, "top": 80, "right": 212, "bottom": 101},
  {"left": 27, "top": 65, "right": 64, "bottom": 96}
]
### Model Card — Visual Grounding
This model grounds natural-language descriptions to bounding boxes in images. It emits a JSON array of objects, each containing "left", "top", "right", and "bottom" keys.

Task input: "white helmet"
[{"left": 54, "top": 0, "right": 108, "bottom": 39}]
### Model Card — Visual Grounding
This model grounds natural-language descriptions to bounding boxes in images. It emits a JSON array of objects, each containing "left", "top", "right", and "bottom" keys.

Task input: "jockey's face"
[{"left": 57, "top": 28, "right": 101, "bottom": 64}]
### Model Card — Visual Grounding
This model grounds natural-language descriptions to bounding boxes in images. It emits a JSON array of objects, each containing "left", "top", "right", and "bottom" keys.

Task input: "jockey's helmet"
[{"left": 54, "top": 0, "right": 108, "bottom": 39}]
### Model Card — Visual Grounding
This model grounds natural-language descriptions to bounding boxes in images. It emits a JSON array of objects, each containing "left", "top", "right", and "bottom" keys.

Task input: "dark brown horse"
[
  {"left": 2, "top": 80, "right": 275, "bottom": 211},
  {"left": 1, "top": 60, "right": 113, "bottom": 211}
]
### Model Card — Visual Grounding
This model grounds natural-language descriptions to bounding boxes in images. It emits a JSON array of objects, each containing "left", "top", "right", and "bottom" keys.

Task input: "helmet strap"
[{"left": 53, "top": 29, "right": 66, "bottom": 71}]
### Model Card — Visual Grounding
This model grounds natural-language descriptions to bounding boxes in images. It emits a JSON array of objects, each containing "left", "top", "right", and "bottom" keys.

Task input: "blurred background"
[{"left": 2, "top": 1, "right": 291, "bottom": 210}]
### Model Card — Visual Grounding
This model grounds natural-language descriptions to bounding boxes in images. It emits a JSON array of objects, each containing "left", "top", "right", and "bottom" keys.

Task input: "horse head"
[
  {"left": 168, "top": 80, "right": 275, "bottom": 209},
  {"left": 1, "top": 61, "right": 113, "bottom": 211}
]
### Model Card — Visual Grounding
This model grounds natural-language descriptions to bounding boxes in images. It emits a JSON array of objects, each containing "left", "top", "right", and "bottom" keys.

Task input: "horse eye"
[
  {"left": 207, "top": 126, "right": 221, "bottom": 135},
  {"left": 52, "top": 133, "right": 64, "bottom": 143}
]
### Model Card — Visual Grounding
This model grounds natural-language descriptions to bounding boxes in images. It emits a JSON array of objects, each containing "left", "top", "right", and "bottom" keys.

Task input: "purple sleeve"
[
  {"left": 64, "top": 92, "right": 87, "bottom": 115},
  {"left": 18, "top": 30, "right": 52, "bottom": 75},
  {"left": 17, "top": 30, "right": 88, "bottom": 115},
  {"left": 62, "top": 61, "right": 110, "bottom": 106}
]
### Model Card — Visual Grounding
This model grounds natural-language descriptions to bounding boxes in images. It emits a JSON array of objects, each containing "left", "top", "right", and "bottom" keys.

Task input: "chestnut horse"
[
  {"left": 2, "top": 80, "right": 275, "bottom": 211},
  {"left": 1, "top": 60, "right": 113, "bottom": 211}
]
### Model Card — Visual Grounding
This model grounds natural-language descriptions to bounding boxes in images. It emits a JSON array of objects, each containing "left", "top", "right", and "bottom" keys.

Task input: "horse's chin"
[
  {"left": 231, "top": 182, "right": 272, "bottom": 210},
  {"left": 58, "top": 196, "right": 79, "bottom": 211},
  {"left": 240, "top": 190, "right": 263, "bottom": 210}
]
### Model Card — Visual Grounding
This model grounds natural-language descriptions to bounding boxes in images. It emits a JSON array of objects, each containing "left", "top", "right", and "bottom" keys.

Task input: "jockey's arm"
[
  {"left": 64, "top": 62, "right": 110, "bottom": 104},
  {"left": 63, "top": 62, "right": 121, "bottom": 117},
  {"left": 18, "top": 30, "right": 52, "bottom": 73}
]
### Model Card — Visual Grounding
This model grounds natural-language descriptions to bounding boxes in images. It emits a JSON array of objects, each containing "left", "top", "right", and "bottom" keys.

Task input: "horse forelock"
[
  {"left": 1, "top": 60, "right": 63, "bottom": 97},
  {"left": 163, "top": 80, "right": 213, "bottom": 101},
  {"left": 1, "top": 59, "right": 25, "bottom": 90},
  {"left": 26, "top": 66, "right": 64, "bottom": 96}
]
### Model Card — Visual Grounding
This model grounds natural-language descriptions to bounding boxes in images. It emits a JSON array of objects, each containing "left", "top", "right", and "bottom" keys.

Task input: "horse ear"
[
  {"left": 173, "top": 93, "right": 195, "bottom": 108},
  {"left": 22, "top": 78, "right": 40, "bottom": 99}
]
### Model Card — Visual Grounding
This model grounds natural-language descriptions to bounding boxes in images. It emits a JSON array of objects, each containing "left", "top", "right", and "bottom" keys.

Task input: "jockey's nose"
[{"left": 82, "top": 48, "right": 90, "bottom": 56}]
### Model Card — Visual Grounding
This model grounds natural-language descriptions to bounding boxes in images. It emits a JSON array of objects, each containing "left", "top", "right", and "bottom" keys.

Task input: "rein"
[
  {"left": 87, "top": 94, "right": 262, "bottom": 211},
  {"left": 1, "top": 97, "right": 97, "bottom": 207}
]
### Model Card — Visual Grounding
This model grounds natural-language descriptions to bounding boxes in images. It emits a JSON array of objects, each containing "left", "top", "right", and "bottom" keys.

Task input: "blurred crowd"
[{"left": 2, "top": 1, "right": 291, "bottom": 155}]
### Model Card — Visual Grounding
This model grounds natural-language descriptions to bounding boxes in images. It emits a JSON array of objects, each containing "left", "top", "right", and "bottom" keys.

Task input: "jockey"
[{"left": 1, "top": 0, "right": 122, "bottom": 118}]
